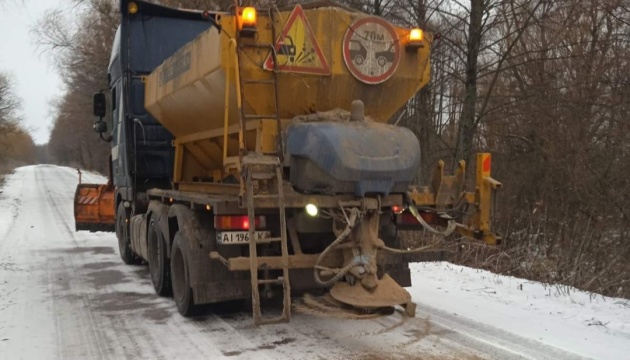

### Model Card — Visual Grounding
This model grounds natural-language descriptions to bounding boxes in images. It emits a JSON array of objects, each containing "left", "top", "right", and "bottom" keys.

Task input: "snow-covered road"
[{"left": 0, "top": 165, "right": 628, "bottom": 360}]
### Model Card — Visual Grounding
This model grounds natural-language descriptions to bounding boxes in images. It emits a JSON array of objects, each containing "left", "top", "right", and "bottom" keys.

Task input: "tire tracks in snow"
[
  {"left": 36, "top": 166, "right": 221, "bottom": 360},
  {"left": 35, "top": 167, "right": 111, "bottom": 360},
  {"left": 37, "top": 167, "right": 165, "bottom": 360}
]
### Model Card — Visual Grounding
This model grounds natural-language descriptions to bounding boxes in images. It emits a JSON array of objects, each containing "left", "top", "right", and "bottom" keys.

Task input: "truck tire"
[
  {"left": 171, "top": 232, "right": 195, "bottom": 316},
  {"left": 116, "top": 202, "right": 139, "bottom": 265},
  {"left": 148, "top": 219, "right": 172, "bottom": 296}
]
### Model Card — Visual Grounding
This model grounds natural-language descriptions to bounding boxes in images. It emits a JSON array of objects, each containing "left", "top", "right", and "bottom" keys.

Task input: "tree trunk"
[{"left": 456, "top": 0, "right": 484, "bottom": 165}]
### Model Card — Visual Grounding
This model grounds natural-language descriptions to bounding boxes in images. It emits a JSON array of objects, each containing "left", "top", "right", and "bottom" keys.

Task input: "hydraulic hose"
[
  {"left": 408, "top": 203, "right": 457, "bottom": 237},
  {"left": 380, "top": 204, "right": 456, "bottom": 255},
  {"left": 313, "top": 208, "right": 360, "bottom": 287}
]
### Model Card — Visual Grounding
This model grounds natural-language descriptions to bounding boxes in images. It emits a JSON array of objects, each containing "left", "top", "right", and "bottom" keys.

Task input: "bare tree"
[
  {"left": 0, "top": 72, "right": 36, "bottom": 168},
  {"left": 34, "top": 0, "right": 117, "bottom": 171},
  {"left": 0, "top": 73, "right": 21, "bottom": 156}
]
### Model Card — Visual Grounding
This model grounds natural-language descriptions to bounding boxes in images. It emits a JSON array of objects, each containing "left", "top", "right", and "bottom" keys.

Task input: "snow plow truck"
[{"left": 74, "top": 0, "right": 501, "bottom": 324}]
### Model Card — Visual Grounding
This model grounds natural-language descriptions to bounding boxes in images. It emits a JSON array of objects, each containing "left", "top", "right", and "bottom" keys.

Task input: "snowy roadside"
[
  {"left": 408, "top": 262, "right": 630, "bottom": 359},
  {"left": 0, "top": 169, "right": 20, "bottom": 243}
]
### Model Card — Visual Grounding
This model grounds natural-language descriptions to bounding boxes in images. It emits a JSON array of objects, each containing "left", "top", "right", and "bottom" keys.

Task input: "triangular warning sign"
[{"left": 263, "top": 5, "right": 330, "bottom": 75}]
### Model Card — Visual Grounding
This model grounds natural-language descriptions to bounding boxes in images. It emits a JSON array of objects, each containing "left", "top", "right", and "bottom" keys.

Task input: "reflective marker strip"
[
  {"left": 78, "top": 197, "right": 98, "bottom": 205},
  {"left": 482, "top": 153, "right": 491, "bottom": 174}
]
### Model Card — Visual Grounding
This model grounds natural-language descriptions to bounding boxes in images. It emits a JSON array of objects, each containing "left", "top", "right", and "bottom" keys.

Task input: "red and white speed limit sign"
[{"left": 342, "top": 17, "right": 401, "bottom": 85}]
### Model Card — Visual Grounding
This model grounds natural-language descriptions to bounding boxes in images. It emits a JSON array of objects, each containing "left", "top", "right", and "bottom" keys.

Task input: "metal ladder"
[
  {"left": 236, "top": 9, "right": 290, "bottom": 324},
  {"left": 235, "top": 8, "right": 283, "bottom": 160},
  {"left": 243, "top": 156, "right": 291, "bottom": 324}
]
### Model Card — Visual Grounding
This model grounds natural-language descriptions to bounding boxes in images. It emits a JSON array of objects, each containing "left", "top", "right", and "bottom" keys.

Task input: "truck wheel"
[
  {"left": 148, "top": 219, "right": 172, "bottom": 296},
  {"left": 171, "top": 232, "right": 195, "bottom": 316},
  {"left": 116, "top": 202, "right": 139, "bottom": 265}
]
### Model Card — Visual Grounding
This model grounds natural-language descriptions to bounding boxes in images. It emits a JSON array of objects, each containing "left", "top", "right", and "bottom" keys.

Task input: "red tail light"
[
  {"left": 391, "top": 205, "right": 404, "bottom": 214},
  {"left": 214, "top": 215, "right": 266, "bottom": 230}
]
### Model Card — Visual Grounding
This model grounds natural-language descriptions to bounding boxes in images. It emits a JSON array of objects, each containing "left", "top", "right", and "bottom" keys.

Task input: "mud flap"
[{"left": 74, "top": 183, "right": 115, "bottom": 232}]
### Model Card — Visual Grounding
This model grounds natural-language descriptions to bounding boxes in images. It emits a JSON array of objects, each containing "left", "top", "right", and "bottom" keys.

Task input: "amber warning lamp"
[
  {"left": 128, "top": 2, "right": 139, "bottom": 14},
  {"left": 407, "top": 28, "right": 424, "bottom": 50},
  {"left": 238, "top": 7, "right": 257, "bottom": 36}
]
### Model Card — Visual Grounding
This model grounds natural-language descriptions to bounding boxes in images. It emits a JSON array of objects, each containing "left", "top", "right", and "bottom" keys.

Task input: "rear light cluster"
[
  {"left": 399, "top": 212, "right": 420, "bottom": 225},
  {"left": 214, "top": 215, "right": 266, "bottom": 230},
  {"left": 396, "top": 210, "right": 437, "bottom": 225}
]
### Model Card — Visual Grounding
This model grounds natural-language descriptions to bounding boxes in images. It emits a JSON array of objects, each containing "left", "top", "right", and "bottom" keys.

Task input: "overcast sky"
[{"left": 0, "top": 0, "right": 67, "bottom": 145}]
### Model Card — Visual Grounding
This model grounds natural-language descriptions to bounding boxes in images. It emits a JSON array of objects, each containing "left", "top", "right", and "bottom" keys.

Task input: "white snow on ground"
[
  {"left": 1, "top": 165, "right": 629, "bottom": 360},
  {"left": 408, "top": 262, "right": 630, "bottom": 360}
]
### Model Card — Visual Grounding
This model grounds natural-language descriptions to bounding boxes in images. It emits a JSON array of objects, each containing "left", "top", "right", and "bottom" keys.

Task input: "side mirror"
[
  {"left": 93, "top": 92, "right": 106, "bottom": 118},
  {"left": 93, "top": 120, "right": 108, "bottom": 133}
]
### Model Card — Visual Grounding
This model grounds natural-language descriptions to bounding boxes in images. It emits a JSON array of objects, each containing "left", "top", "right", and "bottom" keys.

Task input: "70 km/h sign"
[{"left": 342, "top": 16, "right": 401, "bottom": 84}]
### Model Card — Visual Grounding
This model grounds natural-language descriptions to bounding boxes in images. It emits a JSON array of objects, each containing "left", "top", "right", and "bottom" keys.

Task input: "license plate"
[{"left": 217, "top": 231, "right": 271, "bottom": 245}]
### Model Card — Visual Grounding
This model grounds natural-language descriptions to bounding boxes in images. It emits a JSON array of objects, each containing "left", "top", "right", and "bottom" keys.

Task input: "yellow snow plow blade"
[{"left": 73, "top": 170, "right": 115, "bottom": 232}]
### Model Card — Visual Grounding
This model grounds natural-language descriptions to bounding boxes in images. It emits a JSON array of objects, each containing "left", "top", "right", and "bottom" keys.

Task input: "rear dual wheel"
[
  {"left": 171, "top": 232, "right": 196, "bottom": 316},
  {"left": 148, "top": 219, "right": 171, "bottom": 296},
  {"left": 169, "top": 230, "right": 246, "bottom": 317}
]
